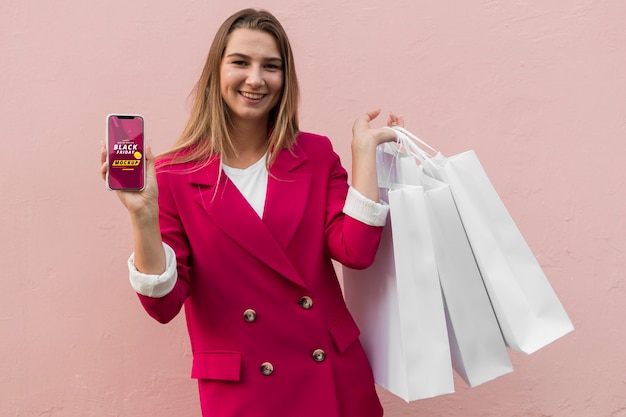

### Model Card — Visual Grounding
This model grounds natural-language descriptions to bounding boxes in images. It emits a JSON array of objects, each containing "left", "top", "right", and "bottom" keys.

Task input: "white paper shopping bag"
[
  {"left": 389, "top": 144, "right": 513, "bottom": 386},
  {"left": 419, "top": 172, "right": 513, "bottom": 386},
  {"left": 421, "top": 150, "right": 574, "bottom": 354},
  {"left": 344, "top": 182, "right": 454, "bottom": 402}
]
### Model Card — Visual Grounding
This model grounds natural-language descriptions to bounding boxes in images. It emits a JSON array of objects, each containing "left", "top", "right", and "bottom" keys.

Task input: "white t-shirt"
[{"left": 222, "top": 153, "right": 269, "bottom": 218}]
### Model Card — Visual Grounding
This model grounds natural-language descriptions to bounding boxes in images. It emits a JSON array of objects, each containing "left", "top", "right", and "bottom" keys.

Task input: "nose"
[{"left": 246, "top": 64, "right": 264, "bottom": 87}]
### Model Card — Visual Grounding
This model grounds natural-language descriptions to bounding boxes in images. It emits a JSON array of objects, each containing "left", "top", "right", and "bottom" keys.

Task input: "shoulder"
[
  {"left": 154, "top": 154, "right": 219, "bottom": 187},
  {"left": 295, "top": 131, "right": 332, "bottom": 145},
  {"left": 156, "top": 150, "right": 218, "bottom": 171},
  {"left": 292, "top": 131, "right": 336, "bottom": 155},
  {"left": 283, "top": 131, "right": 345, "bottom": 176}
]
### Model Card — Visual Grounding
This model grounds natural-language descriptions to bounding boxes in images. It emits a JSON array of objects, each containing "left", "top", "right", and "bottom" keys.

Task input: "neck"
[{"left": 224, "top": 120, "right": 269, "bottom": 168}]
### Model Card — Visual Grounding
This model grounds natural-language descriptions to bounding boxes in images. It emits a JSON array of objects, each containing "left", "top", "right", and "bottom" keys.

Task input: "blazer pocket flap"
[
  {"left": 191, "top": 351, "right": 242, "bottom": 381},
  {"left": 329, "top": 311, "right": 361, "bottom": 353}
]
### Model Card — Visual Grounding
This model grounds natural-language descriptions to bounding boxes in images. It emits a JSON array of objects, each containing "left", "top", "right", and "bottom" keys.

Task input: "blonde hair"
[{"left": 160, "top": 8, "right": 300, "bottom": 168}]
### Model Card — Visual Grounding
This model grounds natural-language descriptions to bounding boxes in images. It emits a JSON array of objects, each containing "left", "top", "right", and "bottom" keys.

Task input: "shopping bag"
[
  {"left": 382, "top": 141, "right": 513, "bottom": 387},
  {"left": 392, "top": 127, "right": 574, "bottom": 354},
  {"left": 343, "top": 147, "right": 454, "bottom": 401},
  {"left": 419, "top": 172, "right": 513, "bottom": 387}
]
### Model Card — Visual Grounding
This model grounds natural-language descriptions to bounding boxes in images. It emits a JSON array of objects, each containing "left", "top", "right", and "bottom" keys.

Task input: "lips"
[{"left": 240, "top": 91, "right": 265, "bottom": 100}]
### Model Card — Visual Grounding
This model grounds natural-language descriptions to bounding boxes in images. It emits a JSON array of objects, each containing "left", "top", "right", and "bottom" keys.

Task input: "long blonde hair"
[{"left": 160, "top": 9, "right": 300, "bottom": 167}]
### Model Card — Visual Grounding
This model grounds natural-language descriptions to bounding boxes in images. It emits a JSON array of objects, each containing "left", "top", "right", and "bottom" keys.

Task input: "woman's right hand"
[
  {"left": 100, "top": 142, "right": 159, "bottom": 219},
  {"left": 101, "top": 142, "right": 166, "bottom": 275}
]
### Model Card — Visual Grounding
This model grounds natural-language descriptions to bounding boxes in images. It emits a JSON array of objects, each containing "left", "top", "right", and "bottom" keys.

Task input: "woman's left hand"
[
  {"left": 351, "top": 109, "right": 404, "bottom": 152},
  {"left": 350, "top": 109, "right": 404, "bottom": 202}
]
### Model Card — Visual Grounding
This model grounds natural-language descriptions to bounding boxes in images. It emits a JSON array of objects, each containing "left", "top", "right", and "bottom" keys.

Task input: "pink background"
[{"left": 1, "top": 0, "right": 624, "bottom": 416}]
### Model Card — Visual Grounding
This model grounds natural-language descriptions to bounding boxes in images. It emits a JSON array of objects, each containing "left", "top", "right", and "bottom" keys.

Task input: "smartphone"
[{"left": 106, "top": 114, "right": 145, "bottom": 191}]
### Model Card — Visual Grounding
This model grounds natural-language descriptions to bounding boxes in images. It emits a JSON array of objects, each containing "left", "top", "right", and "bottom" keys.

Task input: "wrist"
[
  {"left": 351, "top": 135, "right": 378, "bottom": 154},
  {"left": 129, "top": 203, "right": 160, "bottom": 228}
]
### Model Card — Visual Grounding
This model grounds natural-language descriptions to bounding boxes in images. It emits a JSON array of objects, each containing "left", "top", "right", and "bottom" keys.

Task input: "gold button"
[
  {"left": 312, "top": 349, "right": 326, "bottom": 362},
  {"left": 243, "top": 309, "right": 257, "bottom": 323},
  {"left": 299, "top": 296, "right": 313, "bottom": 310},
  {"left": 260, "top": 362, "right": 274, "bottom": 376}
]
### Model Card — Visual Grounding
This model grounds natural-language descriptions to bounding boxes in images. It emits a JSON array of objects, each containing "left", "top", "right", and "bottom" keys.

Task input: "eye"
[
  {"left": 264, "top": 63, "right": 282, "bottom": 71},
  {"left": 232, "top": 60, "right": 248, "bottom": 67}
]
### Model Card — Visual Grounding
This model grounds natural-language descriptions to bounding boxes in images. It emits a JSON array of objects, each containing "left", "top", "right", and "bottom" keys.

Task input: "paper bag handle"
[{"left": 384, "top": 126, "right": 439, "bottom": 161}]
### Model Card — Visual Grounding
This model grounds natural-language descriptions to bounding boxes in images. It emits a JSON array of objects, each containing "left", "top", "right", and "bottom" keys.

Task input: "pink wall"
[{"left": 1, "top": 0, "right": 624, "bottom": 415}]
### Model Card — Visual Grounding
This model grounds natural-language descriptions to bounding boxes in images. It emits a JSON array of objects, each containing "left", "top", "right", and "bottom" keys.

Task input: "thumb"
[
  {"left": 353, "top": 109, "right": 382, "bottom": 134},
  {"left": 363, "top": 108, "right": 382, "bottom": 122}
]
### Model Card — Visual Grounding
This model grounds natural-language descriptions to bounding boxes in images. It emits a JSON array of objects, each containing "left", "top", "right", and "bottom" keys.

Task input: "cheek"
[
  {"left": 268, "top": 74, "right": 284, "bottom": 96},
  {"left": 273, "top": 73, "right": 284, "bottom": 89},
  {"left": 220, "top": 67, "right": 239, "bottom": 92},
  {"left": 219, "top": 68, "right": 229, "bottom": 96}
]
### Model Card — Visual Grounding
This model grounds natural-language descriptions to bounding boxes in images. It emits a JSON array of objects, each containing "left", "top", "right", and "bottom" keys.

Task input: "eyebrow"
[{"left": 226, "top": 52, "right": 282, "bottom": 63}]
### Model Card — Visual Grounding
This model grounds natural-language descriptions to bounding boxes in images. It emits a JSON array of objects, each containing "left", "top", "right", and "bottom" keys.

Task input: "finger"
[
  {"left": 145, "top": 145, "right": 156, "bottom": 163},
  {"left": 364, "top": 108, "right": 382, "bottom": 122},
  {"left": 387, "top": 112, "right": 405, "bottom": 127},
  {"left": 101, "top": 161, "right": 108, "bottom": 181},
  {"left": 145, "top": 145, "right": 156, "bottom": 174},
  {"left": 373, "top": 127, "right": 400, "bottom": 143},
  {"left": 100, "top": 141, "right": 106, "bottom": 164},
  {"left": 353, "top": 109, "right": 383, "bottom": 134},
  {"left": 100, "top": 142, "right": 108, "bottom": 181}
]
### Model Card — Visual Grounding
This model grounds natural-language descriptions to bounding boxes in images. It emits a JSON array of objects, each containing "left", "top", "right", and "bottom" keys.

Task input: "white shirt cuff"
[
  {"left": 343, "top": 186, "right": 389, "bottom": 227},
  {"left": 128, "top": 242, "right": 178, "bottom": 298}
]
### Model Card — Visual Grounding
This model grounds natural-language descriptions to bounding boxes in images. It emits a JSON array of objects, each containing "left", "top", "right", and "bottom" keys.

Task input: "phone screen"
[{"left": 107, "top": 114, "right": 145, "bottom": 191}]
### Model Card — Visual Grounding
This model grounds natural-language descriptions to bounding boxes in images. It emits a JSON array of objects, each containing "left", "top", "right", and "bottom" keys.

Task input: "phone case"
[{"left": 106, "top": 114, "right": 145, "bottom": 191}]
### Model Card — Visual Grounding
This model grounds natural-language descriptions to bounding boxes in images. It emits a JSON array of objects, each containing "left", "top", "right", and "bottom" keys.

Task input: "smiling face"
[{"left": 220, "top": 28, "right": 284, "bottom": 129}]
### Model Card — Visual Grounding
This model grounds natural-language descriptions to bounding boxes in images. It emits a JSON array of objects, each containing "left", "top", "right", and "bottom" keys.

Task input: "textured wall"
[{"left": 1, "top": 0, "right": 624, "bottom": 416}]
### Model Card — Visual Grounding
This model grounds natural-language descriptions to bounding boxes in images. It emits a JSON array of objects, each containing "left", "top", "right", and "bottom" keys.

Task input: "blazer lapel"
[
  {"left": 263, "top": 145, "right": 311, "bottom": 252},
  {"left": 188, "top": 157, "right": 308, "bottom": 289}
]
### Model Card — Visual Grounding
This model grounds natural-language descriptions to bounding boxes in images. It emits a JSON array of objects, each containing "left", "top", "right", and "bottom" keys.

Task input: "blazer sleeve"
[
  {"left": 136, "top": 168, "right": 192, "bottom": 324},
  {"left": 321, "top": 137, "right": 384, "bottom": 270}
]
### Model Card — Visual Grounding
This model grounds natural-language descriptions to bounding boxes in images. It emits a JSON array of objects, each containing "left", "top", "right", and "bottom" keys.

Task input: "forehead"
[{"left": 224, "top": 28, "right": 281, "bottom": 58}]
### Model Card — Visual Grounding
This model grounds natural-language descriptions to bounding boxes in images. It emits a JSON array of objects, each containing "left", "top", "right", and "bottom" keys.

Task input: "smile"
[{"left": 240, "top": 91, "right": 265, "bottom": 100}]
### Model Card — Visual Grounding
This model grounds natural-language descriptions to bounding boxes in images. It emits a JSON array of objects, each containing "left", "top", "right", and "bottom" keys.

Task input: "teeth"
[{"left": 241, "top": 92, "right": 264, "bottom": 100}]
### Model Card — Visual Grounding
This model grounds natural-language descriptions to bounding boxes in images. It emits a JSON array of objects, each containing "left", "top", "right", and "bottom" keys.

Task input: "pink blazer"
[{"left": 138, "top": 132, "right": 384, "bottom": 417}]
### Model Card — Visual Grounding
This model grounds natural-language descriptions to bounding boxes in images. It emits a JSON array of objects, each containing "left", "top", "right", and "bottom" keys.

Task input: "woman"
[{"left": 101, "top": 8, "right": 401, "bottom": 417}]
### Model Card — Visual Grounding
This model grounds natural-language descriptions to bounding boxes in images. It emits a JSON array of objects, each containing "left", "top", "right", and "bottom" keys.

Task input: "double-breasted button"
[
  {"left": 299, "top": 296, "right": 313, "bottom": 310},
  {"left": 260, "top": 362, "right": 274, "bottom": 376},
  {"left": 243, "top": 309, "right": 257, "bottom": 323},
  {"left": 312, "top": 349, "right": 326, "bottom": 362}
]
